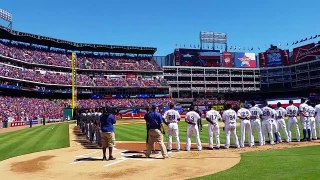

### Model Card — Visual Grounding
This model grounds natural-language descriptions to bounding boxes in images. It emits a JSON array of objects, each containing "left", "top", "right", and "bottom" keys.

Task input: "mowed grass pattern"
[
  {"left": 0, "top": 123, "right": 70, "bottom": 161},
  {"left": 115, "top": 119, "right": 302, "bottom": 144},
  {"left": 195, "top": 145, "right": 320, "bottom": 180}
]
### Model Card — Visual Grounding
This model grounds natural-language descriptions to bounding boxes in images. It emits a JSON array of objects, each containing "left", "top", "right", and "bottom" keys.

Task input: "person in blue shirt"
[
  {"left": 100, "top": 107, "right": 116, "bottom": 161},
  {"left": 145, "top": 104, "right": 168, "bottom": 159}
]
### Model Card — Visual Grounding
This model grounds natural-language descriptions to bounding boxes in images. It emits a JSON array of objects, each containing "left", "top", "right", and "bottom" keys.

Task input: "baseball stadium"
[{"left": 1, "top": 1, "right": 320, "bottom": 179}]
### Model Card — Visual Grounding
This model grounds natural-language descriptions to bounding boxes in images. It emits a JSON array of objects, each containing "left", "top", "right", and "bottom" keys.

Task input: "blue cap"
[{"left": 152, "top": 104, "right": 158, "bottom": 108}]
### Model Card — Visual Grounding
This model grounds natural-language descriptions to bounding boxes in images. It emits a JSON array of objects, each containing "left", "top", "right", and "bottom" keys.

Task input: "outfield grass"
[
  {"left": 115, "top": 119, "right": 301, "bottom": 144},
  {"left": 0, "top": 123, "right": 70, "bottom": 161},
  {"left": 195, "top": 145, "right": 320, "bottom": 180}
]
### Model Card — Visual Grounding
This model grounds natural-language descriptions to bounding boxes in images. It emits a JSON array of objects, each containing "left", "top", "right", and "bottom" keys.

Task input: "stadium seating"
[
  {"left": 0, "top": 96, "right": 176, "bottom": 122},
  {"left": 0, "top": 41, "right": 161, "bottom": 71}
]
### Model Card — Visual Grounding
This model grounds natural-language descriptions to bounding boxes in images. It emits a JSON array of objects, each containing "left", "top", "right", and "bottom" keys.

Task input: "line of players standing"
[{"left": 163, "top": 98, "right": 320, "bottom": 151}]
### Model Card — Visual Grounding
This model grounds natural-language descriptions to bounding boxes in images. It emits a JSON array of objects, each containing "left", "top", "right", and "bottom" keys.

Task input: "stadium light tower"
[{"left": 0, "top": 8, "right": 13, "bottom": 30}]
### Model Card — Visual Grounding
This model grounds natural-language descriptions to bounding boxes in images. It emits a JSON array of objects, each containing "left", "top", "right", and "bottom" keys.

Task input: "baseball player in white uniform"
[
  {"left": 206, "top": 106, "right": 222, "bottom": 149},
  {"left": 163, "top": 103, "right": 181, "bottom": 151},
  {"left": 275, "top": 102, "right": 290, "bottom": 143},
  {"left": 315, "top": 101, "right": 320, "bottom": 139},
  {"left": 185, "top": 106, "right": 202, "bottom": 151},
  {"left": 249, "top": 101, "right": 263, "bottom": 146},
  {"left": 299, "top": 98, "right": 310, "bottom": 141},
  {"left": 286, "top": 100, "right": 300, "bottom": 142},
  {"left": 237, "top": 106, "right": 252, "bottom": 148},
  {"left": 307, "top": 101, "right": 317, "bottom": 140},
  {"left": 222, "top": 103, "right": 240, "bottom": 149},
  {"left": 261, "top": 102, "right": 275, "bottom": 145},
  {"left": 269, "top": 105, "right": 280, "bottom": 143}
]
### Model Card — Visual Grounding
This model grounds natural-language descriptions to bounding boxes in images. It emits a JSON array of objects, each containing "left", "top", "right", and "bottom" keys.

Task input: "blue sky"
[{"left": 1, "top": 0, "right": 319, "bottom": 55}]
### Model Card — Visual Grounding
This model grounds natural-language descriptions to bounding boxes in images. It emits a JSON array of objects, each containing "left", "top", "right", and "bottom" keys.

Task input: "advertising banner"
[
  {"left": 266, "top": 49, "right": 283, "bottom": 66},
  {"left": 293, "top": 43, "right": 320, "bottom": 64},
  {"left": 222, "top": 52, "right": 233, "bottom": 67},
  {"left": 259, "top": 53, "right": 266, "bottom": 67},
  {"left": 126, "top": 74, "right": 137, "bottom": 78},
  {"left": 177, "top": 48, "right": 221, "bottom": 67},
  {"left": 234, "top": 52, "right": 256, "bottom": 68}
]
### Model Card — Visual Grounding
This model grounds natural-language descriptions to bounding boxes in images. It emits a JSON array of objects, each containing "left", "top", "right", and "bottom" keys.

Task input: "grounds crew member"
[
  {"left": 100, "top": 107, "right": 116, "bottom": 161},
  {"left": 144, "top": 104, "right": 158, "bottom": 154},
  {"left": 145, "top": 104, "right": 168, "bottom": 159}
]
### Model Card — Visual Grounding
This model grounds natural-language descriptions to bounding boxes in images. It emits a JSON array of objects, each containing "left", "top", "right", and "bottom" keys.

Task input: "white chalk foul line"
[
  {"left": 104, "top": 158, "right": 127, "bottom": 167},
  {"left": 75, "top": 150, "right": 100, "bottom": 158}
]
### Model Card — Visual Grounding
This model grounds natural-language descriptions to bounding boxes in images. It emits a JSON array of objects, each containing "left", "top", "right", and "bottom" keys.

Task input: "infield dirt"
[{"left": 0, "top": 124, "right": 319, "bottom": 180}]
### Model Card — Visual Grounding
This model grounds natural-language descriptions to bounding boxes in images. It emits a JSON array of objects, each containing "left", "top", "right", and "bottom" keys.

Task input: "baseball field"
[{"left": 0, "top": 119, "right": 320, "bottom": 179}]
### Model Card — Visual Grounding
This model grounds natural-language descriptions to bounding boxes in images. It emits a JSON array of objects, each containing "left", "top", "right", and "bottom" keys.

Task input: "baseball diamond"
[{"left": 1, "top": 1, "right": 320, "bottom": 179}]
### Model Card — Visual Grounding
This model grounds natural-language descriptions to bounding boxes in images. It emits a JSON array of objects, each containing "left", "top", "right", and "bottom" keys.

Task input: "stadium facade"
[{"left": 0, "top": 25, "right": 320, "bottom": 105}]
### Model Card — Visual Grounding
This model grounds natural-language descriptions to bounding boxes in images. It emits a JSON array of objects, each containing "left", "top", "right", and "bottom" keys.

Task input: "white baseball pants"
[
  {"left": 287, "top": 117, "right": 300, "bottom": 142},
  {"left": 224, "top": 122, "right": 239, "bottom": 148},
  {"left": 208, "top": 123, "right": 220, "bottom": 148},
  {"left": 240, "top": 120, "right": 252, "bottom": 148},
  {"left": 277, "top": 119, "right": 289, "bottom": 142},
  {"left": 310, "top": 117, "right": 317, "bottom": 139},
  {"left": 250, "top": 119, "right": 263, "bottom": 146},
  {"left": 301, "top": 117, "right": 310, "bottom": 130},
  {"left": 186, "top": 124, "right": 202, "bottom": 151},
  {"left": 167, "top": 123, "right": 180, "bottom": 150},
  {"left": 261, "top": 120, "right": 274, "bottom": 145}
]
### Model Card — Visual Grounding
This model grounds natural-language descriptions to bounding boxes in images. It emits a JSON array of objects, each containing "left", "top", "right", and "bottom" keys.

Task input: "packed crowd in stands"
[
  {"left": 0, "top": 95, "right": 245, "bottom": 122},
  {"left": 0, "top": 97, "right": 176, "bottom": 122},
  {"left": 0, "top": 96, "right": 65, "bottom": 122},
  {"left": 0, "top": 63, "right": 166, "bottom": 87},
  {"left": 76, "top": 98, "right": 175, "bottom": 109},
  {"left": 0, "top": 41, "right": 161, "bottom": 71},
  {"left": 194, "top": 98, "right": 241, "bottom": 107}
]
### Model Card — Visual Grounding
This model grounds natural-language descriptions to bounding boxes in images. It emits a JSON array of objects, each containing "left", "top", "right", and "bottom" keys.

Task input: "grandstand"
[{"left": 0, "top": 22, "right": 320, "bottom": 122}]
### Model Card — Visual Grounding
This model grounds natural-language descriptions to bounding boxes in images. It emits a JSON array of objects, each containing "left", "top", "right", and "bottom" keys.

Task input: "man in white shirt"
[
  {"left": 275, "top": 102, "right": 290, "bottom": 143},
  {"left": 299, "top": 98, "right": 309, "bottom": 141},
  {"left": 237, "top": 105, "right": 252, "bottom": 148},
  {"left": 163, "top": 103, "right": 181, "bottom": 151},
  {"left": 315, "top": 100, "right": 320, "bottom": 139},
  {"left": 307, "top": 101, "right": 316, "bottom": 140},
  {"left": 185, "top": 106, "right": 202, "bottom": 151},
  {"left": 261, "top": 102, "right": 275, "bottom": 145},
  {"left": 222, "top": 103, "right": 240, "bottom": 149},
  {"left": 249, "top": 101, "right": 263, "bottom": 146},
  {"left": 206, "top": 105, "right": 222, "bottom": 149}
]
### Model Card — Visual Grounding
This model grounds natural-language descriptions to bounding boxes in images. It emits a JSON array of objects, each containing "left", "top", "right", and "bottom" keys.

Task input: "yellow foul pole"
[{"left": 71, "top": 52, "right": 77, "bottom": 109}]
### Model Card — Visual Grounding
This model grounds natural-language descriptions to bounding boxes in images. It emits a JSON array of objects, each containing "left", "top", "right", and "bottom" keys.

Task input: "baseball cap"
[{"left": 152, "top": 104, "right": 158, "bottom": 108}]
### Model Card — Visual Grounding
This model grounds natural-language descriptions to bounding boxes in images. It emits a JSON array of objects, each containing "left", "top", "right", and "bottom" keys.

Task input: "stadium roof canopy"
[{"left": 0, "top": 25, "right": 157, "bottom": 55}]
